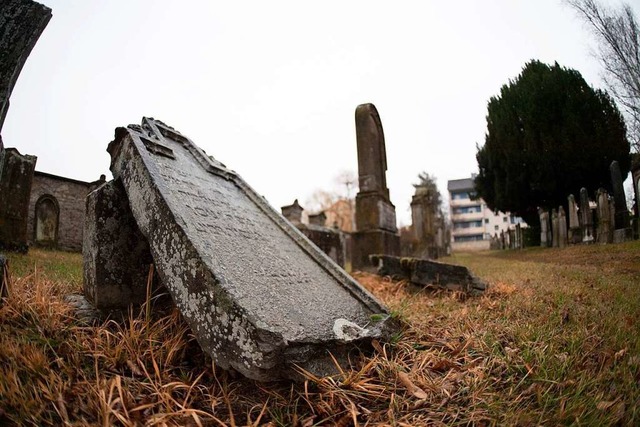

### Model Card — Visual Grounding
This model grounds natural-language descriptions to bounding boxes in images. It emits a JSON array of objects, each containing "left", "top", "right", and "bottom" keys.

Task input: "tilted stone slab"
[
  {"left": 106, "top": 118, "right": 396, "bottom": 380},
  {"left": 370, "top": 254, "right": 487, "bottom": 294}
]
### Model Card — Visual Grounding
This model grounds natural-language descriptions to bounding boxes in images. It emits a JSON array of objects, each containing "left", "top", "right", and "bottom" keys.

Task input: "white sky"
[{"left": 4, "top": 0, "right": 637, "bottom": 225}]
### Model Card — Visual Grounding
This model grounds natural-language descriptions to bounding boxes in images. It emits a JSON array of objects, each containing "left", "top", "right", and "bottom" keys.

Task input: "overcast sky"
[{"left": 4, "top": 0, "right": 637, "bottom": 225}]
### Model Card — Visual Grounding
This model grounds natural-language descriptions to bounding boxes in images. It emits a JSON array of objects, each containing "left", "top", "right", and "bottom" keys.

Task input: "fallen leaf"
[{"left": 397, "top": 371, "right": 428, "bottom": 399}]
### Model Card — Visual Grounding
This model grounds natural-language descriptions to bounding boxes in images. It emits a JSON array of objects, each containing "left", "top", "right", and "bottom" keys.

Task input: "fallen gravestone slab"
[
  {"left": 102, "top": 118, "right": 397, "bottom": 380},
  {"left": 370, "top": 254, "right": 487, "bottom": 294}
]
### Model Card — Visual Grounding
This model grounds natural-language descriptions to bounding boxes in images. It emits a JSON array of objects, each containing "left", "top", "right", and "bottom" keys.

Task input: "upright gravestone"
[
  {"left": 610, "top": 160, "right": 632, "bottom": 242},
  {"left": 539, "top": 208, "right": 550, "bottom": 247},
  {"left": 558, "top": 206, "right": 568, "bottom": 248},
  {"left": 0, "top": 0, "right": 52, "bottom": 132},
  {"left": 0, "top": 0, "right": 51, "bottom": 252},
  {"left": 0, "top": 148, "right": 36, "bottom": 251},
  {"left": 567, "top": 194, "right": 581, "bottom": 244},
  {"left": 596, "top": 188, "right": 612, "bottom": 244},
  {"left": 580, "top": 188, "right": 594, "bottom": 243},
  {"left": 352, "top": 104, "right": 400, "bottom": 270},
  {"left": 99, "top": 118, "right": 396, "bottom": 380},
  {"left": 551, "top": 209, "right": 559, "bottom": 248},
  {"left": 632, "top": 161, "right": 640, "bottom": 239}
]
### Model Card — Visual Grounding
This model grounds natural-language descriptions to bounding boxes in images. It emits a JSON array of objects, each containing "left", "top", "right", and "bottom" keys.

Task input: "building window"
[
  {"left": 503, "top": 217, "right": 508, "bottom": 222},
  {"left": 484, "top": 218, "right": 489, "bottom": 224},
  {"left": 453, "top": 205, "right": 481, "bottom": 215},
  {"left": 494, "top": 225, "right": 499, "bottom": 231},
  {"left": 453, "top": 220, "right": 483, "bottom": 230},
  {"left": 453, "top": 234, "right": 484, "bottom": 242},
  {"left": 451, "top": 191, "right": 469, "bottom": 200}
]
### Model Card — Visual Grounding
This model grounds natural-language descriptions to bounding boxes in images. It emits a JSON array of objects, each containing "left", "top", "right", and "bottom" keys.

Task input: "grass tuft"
[{"left": 1, "top": 244, "right": 639, "bottom": 425}]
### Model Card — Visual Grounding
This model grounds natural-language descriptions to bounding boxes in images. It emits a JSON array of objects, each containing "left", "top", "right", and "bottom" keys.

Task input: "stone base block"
[
  {"left": 83, "top": 179, "right": 159, "bottom": 310},
  {"left": 355, "top": 192, "right": 397, "bottom": 233},
  {"left": 352, "top": 229, "right": 400, "bottom": 271},
  {"left": 613, "top": 228, "right": 633, "bottom": 244}
]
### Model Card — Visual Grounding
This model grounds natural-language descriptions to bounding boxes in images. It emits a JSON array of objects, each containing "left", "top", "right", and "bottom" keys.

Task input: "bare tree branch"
[{"left": 566, "top": 0, "right": 640, "bottom": 151}]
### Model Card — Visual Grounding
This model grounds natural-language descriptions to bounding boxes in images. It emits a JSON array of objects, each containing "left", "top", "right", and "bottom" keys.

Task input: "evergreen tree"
[{"left": 475, "top": 60, "right": 630, "bottom": 226}]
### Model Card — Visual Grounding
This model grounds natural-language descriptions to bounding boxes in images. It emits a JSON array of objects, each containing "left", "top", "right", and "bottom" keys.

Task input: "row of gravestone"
[
  {"left": 489, "top": 223, "right": 525, "bottom": 250},
  {"left": 539, "top": 160, "right": 634, "bottom": 248}
]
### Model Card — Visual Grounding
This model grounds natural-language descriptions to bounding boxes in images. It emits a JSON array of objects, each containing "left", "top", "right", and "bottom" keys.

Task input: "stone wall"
[{"left": 26, "top": 171, "right": 104, "bottom": 251}]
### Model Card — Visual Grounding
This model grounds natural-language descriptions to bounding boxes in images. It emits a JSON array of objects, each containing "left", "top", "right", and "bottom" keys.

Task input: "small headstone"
[
  {"left": 558, "top": 206, "right": 568, "bottom": 248},
  {"left": 580, "top": 188, "right": 595, "bottom": 243},
  {"left": 352, "top": 104, "right": 400, "bottom": 270},
  {"left": 515, "top": 223, "right": 523, "bottom": 249},
  {"left": 370, "top": 254, "right": 487, "bottom": 294},
  {"left": 567, "top": 194, "right": 581, "bottom": 244},
  {"left": 610, "top": 161, "right": 630, "bottom": 228},
  {"left": 610, "top": 161, "right": 632, "bottom": 242},
  {"left": 308, "top": 211, "right": 327, "bottom": 227},
  {"left": 596, "top": 188, "right": 612, "bottom": 244},
  {"left": 281, "top": 201, "right": 345, "bottom": 267},
  {"left": 539, "top": 208, "right": 550, "bottom": 247},
  {"left": 551, "top": 208, "right": 559, "bottom": 248},
  {"left": 281, "top": 199, "right": 303, "bottom": 225},
  {"left": 101, "top": 118, "right": 396, "bottom": 380}
]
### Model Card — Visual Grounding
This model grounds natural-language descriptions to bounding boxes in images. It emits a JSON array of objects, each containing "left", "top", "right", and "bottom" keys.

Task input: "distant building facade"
[
  {"left": 27, "top": 171, "right": 105, "bottom": 251},
  {"left": 448, "top": 177, "right": 525, "bottom": 251}
]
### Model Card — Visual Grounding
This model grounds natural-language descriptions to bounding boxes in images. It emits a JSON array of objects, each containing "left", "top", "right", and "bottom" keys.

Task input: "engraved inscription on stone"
[{"left": 105, "top": 118, "right": 396, "bottom": 380}]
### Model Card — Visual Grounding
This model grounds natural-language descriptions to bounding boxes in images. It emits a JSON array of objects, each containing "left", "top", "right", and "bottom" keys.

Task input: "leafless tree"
[{"left": 567, "top": 0, "right": 640, "bottom": 151}]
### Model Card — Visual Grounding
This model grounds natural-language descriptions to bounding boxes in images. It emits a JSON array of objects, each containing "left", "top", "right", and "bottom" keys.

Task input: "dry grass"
[{"left": 1, "top": 243, "right": 639, "bottom": 425}]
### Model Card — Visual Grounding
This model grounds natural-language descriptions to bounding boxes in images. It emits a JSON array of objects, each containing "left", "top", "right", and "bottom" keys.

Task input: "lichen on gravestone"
[{"left": 91, "top": 117, "right": 397, "bottom": 381}]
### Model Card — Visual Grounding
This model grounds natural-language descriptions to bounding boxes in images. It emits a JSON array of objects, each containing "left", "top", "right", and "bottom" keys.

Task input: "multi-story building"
[{"left": 447, "top": 176, "right": 524, "bottom": 251}]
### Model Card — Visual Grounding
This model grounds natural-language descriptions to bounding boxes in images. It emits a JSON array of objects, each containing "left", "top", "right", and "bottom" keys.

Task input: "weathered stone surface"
[
  {"left": 580, "top": 188, "right": 595, "bottom": 243},
  {"left": 558, "top": 206, "right": 567, "bottom": 248},
  {"left": 0, "top": 147, "right": 36, "bottom": 251},
  {"left": 0, "top": 0, "right": 52, "bottom": 132},
  {"left": 107, "top": 118, "right": 396, "bottom": 380},
  {"left": 610, "top": 161, "right": 630, "bottom": 229},
  {"left": 596, "top": 188, "right": 612, "bottom": 244},
  {"left": 83, "top": 178, "right": 158, "bottom": 310},
  {"left": 370, "top": 254, "right": 487, "bottom": 293},
  {"left": 352, "top": 104, "right": 399, "bottom": 270},
  {"left": 539, "top": 208, "right": 550, "bottom": 247},
  {"left": 567, "top": 194, "right": 581, "bottom": 244},
  {"left": 281, "top": 201, "right": 345, "bottom": 267},
  {"left": 551, "top": 208, "right": 559, "bottom": 248}
]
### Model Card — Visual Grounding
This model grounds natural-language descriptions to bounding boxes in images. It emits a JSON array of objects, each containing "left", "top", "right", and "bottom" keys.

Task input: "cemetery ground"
[{"left": 1, "top": 244, "right": 639, "bottom": 426}]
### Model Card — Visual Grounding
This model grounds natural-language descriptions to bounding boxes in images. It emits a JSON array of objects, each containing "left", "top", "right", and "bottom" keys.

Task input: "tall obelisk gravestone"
[{"left": 352, "top": 104, "right": 400, "bottom": 270}]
